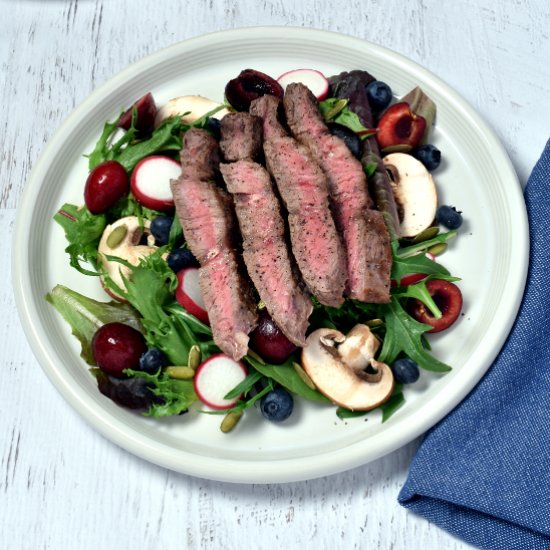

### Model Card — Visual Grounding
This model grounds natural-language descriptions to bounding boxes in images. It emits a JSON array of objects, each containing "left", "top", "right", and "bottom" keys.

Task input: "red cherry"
[
  {"left": 118, "top": 92, "right": 157, "bottom": 136},
  {"left": 84, "top": 160, "right": 129, "bottom": 214},
  {"left": 91, "top": 322, "right": 147, "bottom": 377},
  {"left": 249, "top": 310, "right": 297, "bottom": 364},
  {"left": 407, "top": 279, "right": 463, "bottom": 333},
  {"left": 377, "top": 102, "right": 426, "bottom": 150}
]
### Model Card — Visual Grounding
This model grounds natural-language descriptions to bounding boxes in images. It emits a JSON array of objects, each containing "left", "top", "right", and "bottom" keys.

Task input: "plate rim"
[{"left": 12, "top": 26, "right": 529, "bottom": 483}]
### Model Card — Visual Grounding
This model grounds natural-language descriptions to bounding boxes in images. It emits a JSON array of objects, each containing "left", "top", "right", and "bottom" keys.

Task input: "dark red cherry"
[
  {"left": 407, "top": 279, "right": 463, "bottom": 333},
  {"left": 377, "top": 102, "right": 426, "bottom": 150},
  {"left": 225, "top": 69, "right": 283, "bottom": 111},
  {"left": 84, "top": 160, "right": 129, "bottom": 214},
  {"left": 249, "top": 310, "right": 297, "bottom": 364},
  {"left": 118, "top": 92, "right": 157, "bottom": 136},
  {"left": 91, "top": 322, "right": 147, "bottom": 377}
]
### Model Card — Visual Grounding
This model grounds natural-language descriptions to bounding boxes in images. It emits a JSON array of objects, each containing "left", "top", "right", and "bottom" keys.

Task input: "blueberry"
[
  {"left": 139, "top": 348, "right": 167, "bottom": 374},
  {"left": 436, "top": 205, "right": 463, "bottom": 230},
  {"left": 366, "top": 80, "right": 393, "bottom": 111},
  {"left": 206, "top": 117, "right": 222, "bottom": 138},
  {"left": 260, "top": 388, "right": 294, "bottom": 422},
  {"left": 167, "top": 247, "right": 199, "bottom": 272},
  {"left": 327, "top": 122, "right": 362, "bottom": 159},
  {"left": 150, "top": 215, "right": 173, "bottom": 246},
  {"left": 414, "top": 144, "right": 441, "bottom": 171},
  {"left": 391, "top": 357, "right": 420, "bottom": 384}
]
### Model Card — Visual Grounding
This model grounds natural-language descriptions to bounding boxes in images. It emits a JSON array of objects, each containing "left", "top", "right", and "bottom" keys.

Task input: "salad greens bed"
[{"left": 47, "top": 75, "right": 460, "bottom": 431}]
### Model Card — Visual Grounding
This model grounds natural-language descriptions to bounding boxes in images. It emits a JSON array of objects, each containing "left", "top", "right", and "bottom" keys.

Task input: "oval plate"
[{"left": 12, "top": 27, "right": 528, "bottom": 483}]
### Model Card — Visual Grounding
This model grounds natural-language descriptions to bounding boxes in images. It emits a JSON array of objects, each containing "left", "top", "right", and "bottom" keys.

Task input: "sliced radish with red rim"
[
  {"left": 277, "top": 69, "right": 329, "bottom": 100},
  {"left": 175, "top": 267, "right": 209, "bottom": 324},
  {"left": 130, "top": 155, "right": 181, "bottom": 211},
  {"left": 193, "top": 354, "right": 248, "bottom": 410}
]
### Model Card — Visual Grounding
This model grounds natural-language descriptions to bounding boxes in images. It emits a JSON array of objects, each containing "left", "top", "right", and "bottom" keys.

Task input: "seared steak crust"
[
  {"left": 171, "top": 129, "right": 257, "bottom": 360},
  {"left": 221, "top": 160, "right": 312, "bottom": 346},
  {"left": 283, "top": 83, "right": 391, "bottom": 303},
  {"left": 220, "top": 112, "right": 263, "bottom": 162},
  {"left": 251, "top": 94, "right": 346, "bottom": 307}
]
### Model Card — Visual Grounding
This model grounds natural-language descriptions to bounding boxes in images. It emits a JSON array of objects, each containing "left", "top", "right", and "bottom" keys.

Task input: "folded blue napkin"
[{"left": 398, "top": 139, "right": 550, "bottom": 549}]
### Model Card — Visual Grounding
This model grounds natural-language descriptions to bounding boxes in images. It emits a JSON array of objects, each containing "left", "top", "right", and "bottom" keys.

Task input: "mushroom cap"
[
  {"left": 98, "top": 216, "right": 157, "bottom": 300},
  {"left": 383, "top": 152, "right": 438, "bottom": 238},
  {"left": 301, "top": 327, "right": 394, "bottom": 411},
  {"left": 154, "top": 95, "right": 230, "bottom": 127}
]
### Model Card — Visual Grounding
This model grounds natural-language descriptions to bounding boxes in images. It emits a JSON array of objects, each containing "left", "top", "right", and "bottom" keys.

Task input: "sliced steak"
[
  {"left": 171, "top": 128, "right": 257, "bottom": 360},
  {"left": 220, "top": 160, "right": 312, "bottom": 346},
  {"left": 283, "top": 83, "right": 391, "bottom": 303},
  {"left": 251, "top": 94, "right": 346, "bottom": 307},
  {"left": 219, "top": 112, "right": 263, "bottom": 162}
]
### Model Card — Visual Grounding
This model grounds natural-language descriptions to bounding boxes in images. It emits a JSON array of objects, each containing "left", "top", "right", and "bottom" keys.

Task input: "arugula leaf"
[
  {"left": 46, "top": 284, "right": 142, "bottom": 364},
  {"left": 309, "top": 298, "right": 377, "bottom": 333},
  {"left": 224, "top": 371, "right": 263, "bottom": 400},
  {"left": 126, "top": 368, "right": 197, "bottom": 417},
  {"left": 376, "top": 297, "right": 451, "bottom": 372},
  {"left": 397, "top": 230, "right": 457, "bottom": 259},
  {"left": 54, "top": 204, "right": 106, "bottom": 276},
  {"left": 244, "top": 355, "right": 331, "bottom": 404},
  {"left": 391, "top": 252, "right": 450, "bottom": 285}
]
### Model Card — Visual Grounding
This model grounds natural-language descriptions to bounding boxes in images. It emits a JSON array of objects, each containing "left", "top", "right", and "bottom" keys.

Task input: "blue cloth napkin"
[{"left": 398, "top": 140, "right": 550, "bottom": 550}]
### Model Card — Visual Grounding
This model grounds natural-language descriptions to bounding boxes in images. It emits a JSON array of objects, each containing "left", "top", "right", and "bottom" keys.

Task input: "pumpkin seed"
[
  {"left": 366, "top": 318, "right": 384, "bottom": 328},
  {"left": 106, "top": 224, "right": 128, "bottom": 249},
  {"left": 246, "top": 349, "right": 265, "bottom": 365},
  {"left": 188, "top": 345, "right": 201, "bottom": 370},
  {"left": 220, "top": 411, "right": 243, "bottom": 433},
  {"left": 427, "top": 242, "right": 448, "bottom": 257},
  {"left": 293, "top": 362, "right": 316, "bottom": 390},
  {"left": 166, "top": 366, "right": 195, "bottom": 380},
  {"left": 412, "top": 226, "right": 439, "bottom": 243}
]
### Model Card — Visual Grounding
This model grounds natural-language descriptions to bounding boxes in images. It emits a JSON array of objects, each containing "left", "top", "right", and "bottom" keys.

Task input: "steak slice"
[
  {"left": 171, "top": 129, "right": 257, "bottom": 360},
  {"left": 220, "top": 160, "right": 312, "bottom": 346},
  {"left": 283, "top": 83, "right": 391, "bottom": 303},
  {"left": 219, "top": 112, "right": 263, "bottom": 162},
  {"left": 252, "top": 94, "right": 346, "bottom": 307}
]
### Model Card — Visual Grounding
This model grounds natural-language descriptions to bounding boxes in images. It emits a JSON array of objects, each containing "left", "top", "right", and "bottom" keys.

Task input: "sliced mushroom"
[
  {"left": 301, "top": 325, "right": 394, "bottom": 411},
  {"left": 154, "top": 95, "right": 230, "bottom": 128},
  {"left": 383, "top": 152, "right": 437, "bottom": 238},
  {"left": 98, "top": 216, "right": 157, "bottom": 300}
]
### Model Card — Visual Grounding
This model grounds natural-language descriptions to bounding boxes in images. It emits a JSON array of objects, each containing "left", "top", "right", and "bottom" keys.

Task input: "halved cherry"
[
  {"left": 407, "top": 279, "right": 463, "bottom": 333},
  {"left": 377, "top": 102, "right": 426, "bottom": 150},
  {"left": 118, "top": 92, "right": 157, "bottom": 136}
]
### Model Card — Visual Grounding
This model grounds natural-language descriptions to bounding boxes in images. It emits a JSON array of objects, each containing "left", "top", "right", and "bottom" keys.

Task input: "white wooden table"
[{"left": 2, "top": 1, "right": 548, "bottom": 548}]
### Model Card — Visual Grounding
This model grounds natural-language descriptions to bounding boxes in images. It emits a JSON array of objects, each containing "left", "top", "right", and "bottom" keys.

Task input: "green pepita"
[
  {"left": 106, "top": 224, "right": 128, "bottom": 249},
  {"left": 220, "top": 411, "right": 243, "bottom": 433},
  {"left": 366, "top": 318, "right": 384, "bottom": 328},
  {"left": 293, "top": 362, "right": 316, "bottom": 390},
  {"left": 166, "top": 366, "right": 195, "bottom": 380},
  {"left": 246, "top": 348, "right": 265, "bottom": 365},
  {"left": 428, "top": 242, "right": 448, "bottom": 257},
  {"left": 412, "top": 226, "right": 439, "bottom": 244},
  {"left": 188, "top": 345, "right": 201, "bottom": 370}
]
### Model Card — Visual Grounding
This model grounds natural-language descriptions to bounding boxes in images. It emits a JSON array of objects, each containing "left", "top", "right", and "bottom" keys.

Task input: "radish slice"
[
  {"left": 193, "top": 354, "right": 248, "bottom": 409},
  {"left": 130, "top": 155, "right": 181, "bottom": 211},
  {"left": 277, "top": 69, "right": 329, "bottom": 100},
  {"left": 175, "top": 268, "right": 209, "bottom": 324}
]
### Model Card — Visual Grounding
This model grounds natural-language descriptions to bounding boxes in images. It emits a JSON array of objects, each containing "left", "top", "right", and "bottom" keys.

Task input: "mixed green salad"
[{"left": 47, "top": 67, "right": 463, "bottom": 433}]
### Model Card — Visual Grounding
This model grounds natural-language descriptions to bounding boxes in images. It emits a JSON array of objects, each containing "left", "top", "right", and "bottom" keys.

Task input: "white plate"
[{"left": 12, "top": 27, "right": 528, "bottom": 483}]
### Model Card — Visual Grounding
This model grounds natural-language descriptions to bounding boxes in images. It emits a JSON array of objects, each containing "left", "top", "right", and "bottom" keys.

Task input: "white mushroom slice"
[
  {"left": 154, "top": 95, "right": 230, "bottom": 127},
  {"left": 301, "top": 327, "right": 394, "bottom": 411},
  {"left": 98, "top": 216, "right": 157, "bottom": 300},
  {"left": 337, "top": 324, "right": 381, "bottom": 374},
  {"left": 383, "top": 152, "right": 438, "bottom": 238}
]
